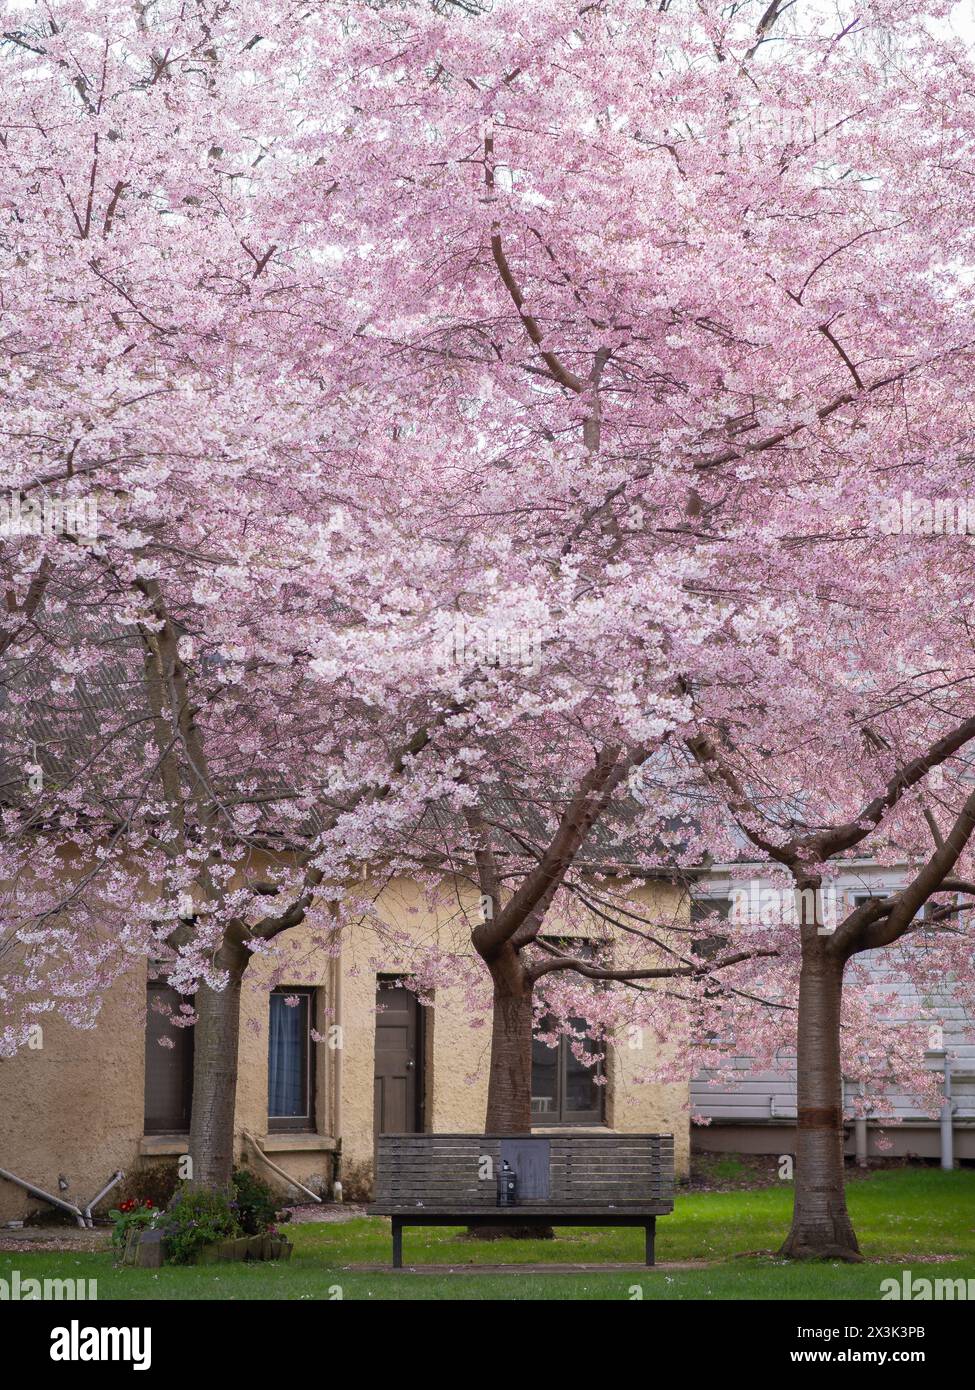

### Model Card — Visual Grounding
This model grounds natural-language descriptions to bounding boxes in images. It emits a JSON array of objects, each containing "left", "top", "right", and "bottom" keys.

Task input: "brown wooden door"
[{"left": 374, "top": 979, "right": 422, "bottom": 1134}]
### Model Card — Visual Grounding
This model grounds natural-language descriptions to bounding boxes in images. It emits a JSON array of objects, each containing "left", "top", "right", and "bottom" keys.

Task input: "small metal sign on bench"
[
  {"left": 370, "top": 1132, "right": 675, "bottom": 1268},
  {"left": 498, "top": 1137, "right": 550, "bottom": 1204}
]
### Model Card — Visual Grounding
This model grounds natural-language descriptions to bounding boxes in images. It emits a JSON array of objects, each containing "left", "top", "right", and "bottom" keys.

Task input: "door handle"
[{"left": 406, "top": 1060, "right": 415, "bottom": 1070}]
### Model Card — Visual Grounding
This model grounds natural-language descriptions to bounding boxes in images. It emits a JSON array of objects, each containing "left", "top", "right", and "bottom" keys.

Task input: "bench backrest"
[{"left": 373, "top": 1133, "right": 674, "bottom": 1211}]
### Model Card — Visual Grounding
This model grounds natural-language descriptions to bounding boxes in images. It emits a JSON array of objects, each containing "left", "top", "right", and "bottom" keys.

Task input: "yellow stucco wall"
[
  {"left": 0, "top": 969, "right": 146, "bottom": 1224},
  {"left": 0, "top": 876, "right": 690, "bottom": 1223}
]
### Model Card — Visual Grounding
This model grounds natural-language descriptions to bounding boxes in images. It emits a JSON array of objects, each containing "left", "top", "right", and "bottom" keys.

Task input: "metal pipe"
[
  {"left": 0, "top": 1165, "right": 86, "bottom": 1228},
  {"left": 83, "top": 1170, "right": 125, "bottom": 1227},
  {"left": 940, "top": 1059, "right": 954, "bottom": 1171},
  {"left": 854, "top": 1117, "right": 868, "bottom": 1167},
  {"left": 855, "top": 1081, "right": 868, "bottom": 1167},
  {"left": 242, "top": 1130, "right": 322, "bottom": 1203},
  {"left": 333, "top": 944, "right": 343, "bottom": 1186}
]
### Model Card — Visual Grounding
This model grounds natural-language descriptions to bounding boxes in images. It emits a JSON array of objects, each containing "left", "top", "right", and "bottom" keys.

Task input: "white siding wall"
[{"left": 691, "top": 870, "right": 975, "bottom": 1128}]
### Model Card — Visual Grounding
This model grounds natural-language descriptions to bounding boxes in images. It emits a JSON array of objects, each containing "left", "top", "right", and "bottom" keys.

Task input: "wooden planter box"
[
  {"left": 194, "top": 1233, "right": 293, "bottom": 1264},
  {"left": 122, "top": 1229, "right": 292, "bottom": 1266},
  {"left": 122, "top": 1228, "right": 167, "bottom": 1268}
]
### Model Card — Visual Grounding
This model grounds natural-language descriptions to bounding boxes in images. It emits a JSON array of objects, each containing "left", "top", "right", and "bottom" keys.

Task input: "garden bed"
[{"left": 122, "top": 1228, "right": 292, "bottom": 1267}]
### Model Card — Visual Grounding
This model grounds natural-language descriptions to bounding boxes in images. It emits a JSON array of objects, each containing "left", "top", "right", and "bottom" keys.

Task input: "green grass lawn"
[{"left": 4, "top": 1167, "right": 973, "bottom": 1301}]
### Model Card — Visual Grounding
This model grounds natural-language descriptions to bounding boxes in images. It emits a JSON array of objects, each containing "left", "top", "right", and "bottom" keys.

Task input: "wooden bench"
[{"left": 369, "top": 1132, "right": 674, "bottom": 1267}]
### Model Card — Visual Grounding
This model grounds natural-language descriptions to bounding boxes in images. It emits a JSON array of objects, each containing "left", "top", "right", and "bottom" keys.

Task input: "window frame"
[
  {"left": 852, "top": 889, "right": 946, "bottom": 944},
  {"left": 690, "top": 894, "right": 732, "bottom": 959},
  {"left": 267, "top": 986, "right": 318, "bottom": 1134},
  {"left": 144, "top": 978, "right": 195, "bottom": 1137},
  {"left": 688, "top": 895, "right": 735, "bottom": 1043},
  {"left": 531, "top": 1015, "right": 607, "bottom": 1126},
  {"left": 531, "top": 936, "right": 609, "bottom": 1126}
]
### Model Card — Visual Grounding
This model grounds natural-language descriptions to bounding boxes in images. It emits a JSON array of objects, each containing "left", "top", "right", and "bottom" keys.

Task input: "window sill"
[
  {"left": 141, "top": 1133, "right": 340, "bottom": 1156},
  {"left": 531, "top": 1123, "right": 611, "bottom": 1132},
  {"left": 140, "top": 1135, "right": 190, "bottom": 1156},
  {"left": 258, "top": 1133, "right": 338, "bottom": 1153}
]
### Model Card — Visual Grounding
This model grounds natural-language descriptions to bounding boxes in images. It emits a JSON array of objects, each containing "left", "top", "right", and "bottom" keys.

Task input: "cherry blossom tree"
[
  {"left": 5, "top": 0, "right": 975, "bottom": 1265},
  {"left": 293, "top": 0, "right": 975, "bottom": 1259},
  {"left": 0, "top": 0, "right": 484, "bottom": 1186}
]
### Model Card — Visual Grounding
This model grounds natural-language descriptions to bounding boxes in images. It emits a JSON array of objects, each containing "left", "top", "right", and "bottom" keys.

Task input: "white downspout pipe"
[
  {"left": 331, "top": 940, "right": 344, "bottom": 1199},
  {"left": 0, "top": 1166, "right": 86, "bottom": 1228},
  {"left": 83, "top": 1170, "right": 125, "bottom": 1227},
  {"left": 940, "top": 1058, "right": 954, "bottom": 1171},
  {"left": 855, "top": 1081, "right": 868, "bottom": 1168},
  {"left": 242, "top": 1130, "right": 322, "bottom": 1203}
]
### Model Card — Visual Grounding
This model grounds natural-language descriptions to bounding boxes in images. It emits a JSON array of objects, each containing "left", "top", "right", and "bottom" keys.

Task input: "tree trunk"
[
  {"left": 484, "top": 975, "right": 534, "bottom": 1132},
  {"left": 780, "top": 936, "right": 862, "bottom": 1261},
  {"left": 187, "top": 945, "right": 247, "bottom": 1192},
  {"left": 473, "top": 950, "right": 553, "bottom": 1238}
]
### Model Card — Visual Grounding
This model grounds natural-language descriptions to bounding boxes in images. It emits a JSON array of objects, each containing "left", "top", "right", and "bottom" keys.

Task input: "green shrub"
[
  {"left": 232, "top": 1168, "right": 278, "bottom": 1236},
  {"left": 108, "top": 1201, "right": 158, "bottom": 1250},
  {"left": 113, "top": 1164, "right": 181, "bottom": 1212},
  {"left": 160, "top": 1188, "right": 241, "bottom": 1265}
]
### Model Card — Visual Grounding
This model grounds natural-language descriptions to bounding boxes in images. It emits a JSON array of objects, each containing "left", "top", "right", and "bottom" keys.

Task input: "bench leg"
[
  {"left": 645, "top": 1217, "right": 656, "bottom": 1267},
  {"left": 391, "top": 1217, "right": 403, "bottom": 1269}
]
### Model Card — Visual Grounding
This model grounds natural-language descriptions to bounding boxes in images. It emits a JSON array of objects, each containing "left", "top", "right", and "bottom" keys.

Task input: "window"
[
  {"left": 853, "top": 890, "right": 943, "bottom": 942},
  {"left": 530, "top": 938, "right": 607, "bottom": 1124},
  {"left": 690, "top": 897, "right": 733, "bottom": 1039},
  {"left": 691, "top": 896, "right": 732, "bottom": 959},
  {"left": 268, "top": 988, "right": 317, "bottom": 1132},
  {"left": 531, "top": 1015, "right": 605, "bottom": 1124},
  {"left": 144, "top": 981, "right": 194, "bottom": 1135}
]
